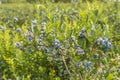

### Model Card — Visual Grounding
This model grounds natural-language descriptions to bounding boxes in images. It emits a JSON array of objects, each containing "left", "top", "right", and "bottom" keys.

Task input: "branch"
[{"left": 62, "top": 55, "right": 72, "bottom": 77}]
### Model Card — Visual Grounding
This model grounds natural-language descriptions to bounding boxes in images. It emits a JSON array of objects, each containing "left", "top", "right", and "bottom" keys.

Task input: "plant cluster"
[{"left": 0, "top": 1, "right": 120, "bottom": 80}]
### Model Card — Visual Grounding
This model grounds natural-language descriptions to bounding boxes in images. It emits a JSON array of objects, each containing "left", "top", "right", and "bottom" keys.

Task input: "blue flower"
[
  {"left": 102, "top": 38, "right": 109, "bottom": 46},
  {"left": 39, "top": 42, "right": 44, "bottom": 46},
  {"left": 14, "top": 42, "right": 22, "bottom": 48},
  {"left": 81, "top": 28, "right": 86, "bottom": 33},
  {"left": 76, "top": 47, "right": 84, "bottom": 55},
  {"left": 52, "top": 38, "right": 61, "bottom": 48},
  {"left": 79, "top": 28, "right": 86, "bottom": 38},
  {"left": 102, "top": 38, "right": 112, "bottom": 49},
  {"left": 32, "top": 20, "right": 37, "bottom": 25},
  {"left": 71, "top": 36, "right": 75, "bottom": 41},
  {"left": 14, "top": 42, "right": 23, "bottom": 50},
  {"left": 41, "top": 22, "right": 46, "bottom": 28},
  {"left": 85, "top": 61, "right": 92, "bottom": 67},
  {"left": 85, "top": 61, "right": 92, "bottom": 71},
  {"left": 16, "top": 28, "right": 21, "bottom": 33},
  {"left": 19, "top": 46, "right": 23, "bottom": 50},
  {"left": 117, "top": 67, "right": 120, "bottom": 73},
  {"left": 79, "top": 32, "right": 85, "bottom": 38},
  {"left": 97, "top": 37, "right": 112, "bottom": 52},
  {"left": 103, "top": 37, "right": 108, "bottom": 42},
  {"left": 74, "top": 46, "right": 79, "bottom": 49},
  {"left": 14, "top": 17, "right": 18, "bottom": 22},
  {"left": 102, "top": 42, "right": 107, "bottom": 47},
  {"left": 107, "top": 42, "right": 112, "bottom": 48},
  {"left": 27, "top": 36, "right": 33, "bottom": 41},
  {"left": 76, "top": 61, "right": 81, "bottom": 67},
  {"left": 44, "top": 47, "right": 48, "bottom": 53},
  {"left": 0, "top": 78, "right": 2, "bottom": 80}
]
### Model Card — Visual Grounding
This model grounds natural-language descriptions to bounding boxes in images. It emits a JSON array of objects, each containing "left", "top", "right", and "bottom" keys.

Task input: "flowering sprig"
[
  {"left": 84, "top": 61, "right": 92, "bottom": 71},
  {"left": 96, "top": 37, "right": 112, "bottom": 52},
  {"left": 41, "top": 22, "right": 46, "bottom": 35}
]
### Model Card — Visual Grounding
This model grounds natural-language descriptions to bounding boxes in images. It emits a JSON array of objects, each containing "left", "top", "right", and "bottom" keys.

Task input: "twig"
[
  {"left": 68, "top": 55, "right": 83, "bottom": 80},
  {"left": 62, "top": 55, "right": 72, "bottom": 77}
]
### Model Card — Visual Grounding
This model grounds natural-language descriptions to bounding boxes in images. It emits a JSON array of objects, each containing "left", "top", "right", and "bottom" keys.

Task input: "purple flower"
[
  {"left": 96, "top": 37, "right": 103, "bottom": 43},
  {"left": 75, "top": 47, "right": 84, "bottom": 55}
]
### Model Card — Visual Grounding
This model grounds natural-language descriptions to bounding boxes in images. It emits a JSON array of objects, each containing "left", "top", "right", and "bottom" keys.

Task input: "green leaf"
[{"left": 106, "top": 73, "right": 114, "bottom": 80}]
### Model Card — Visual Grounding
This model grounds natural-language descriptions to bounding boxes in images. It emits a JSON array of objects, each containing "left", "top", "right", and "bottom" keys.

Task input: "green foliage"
[
  {"left": 1, "top": 0, "right": 26, "bottom": 3},
  {"left": 0, "top": 1, "right": 120, "bottom": 80}
]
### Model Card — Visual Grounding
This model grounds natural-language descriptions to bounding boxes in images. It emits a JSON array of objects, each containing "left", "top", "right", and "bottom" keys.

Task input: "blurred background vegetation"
[{"left": 0, "top": 0, "right": 109, "bottom": 3}]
